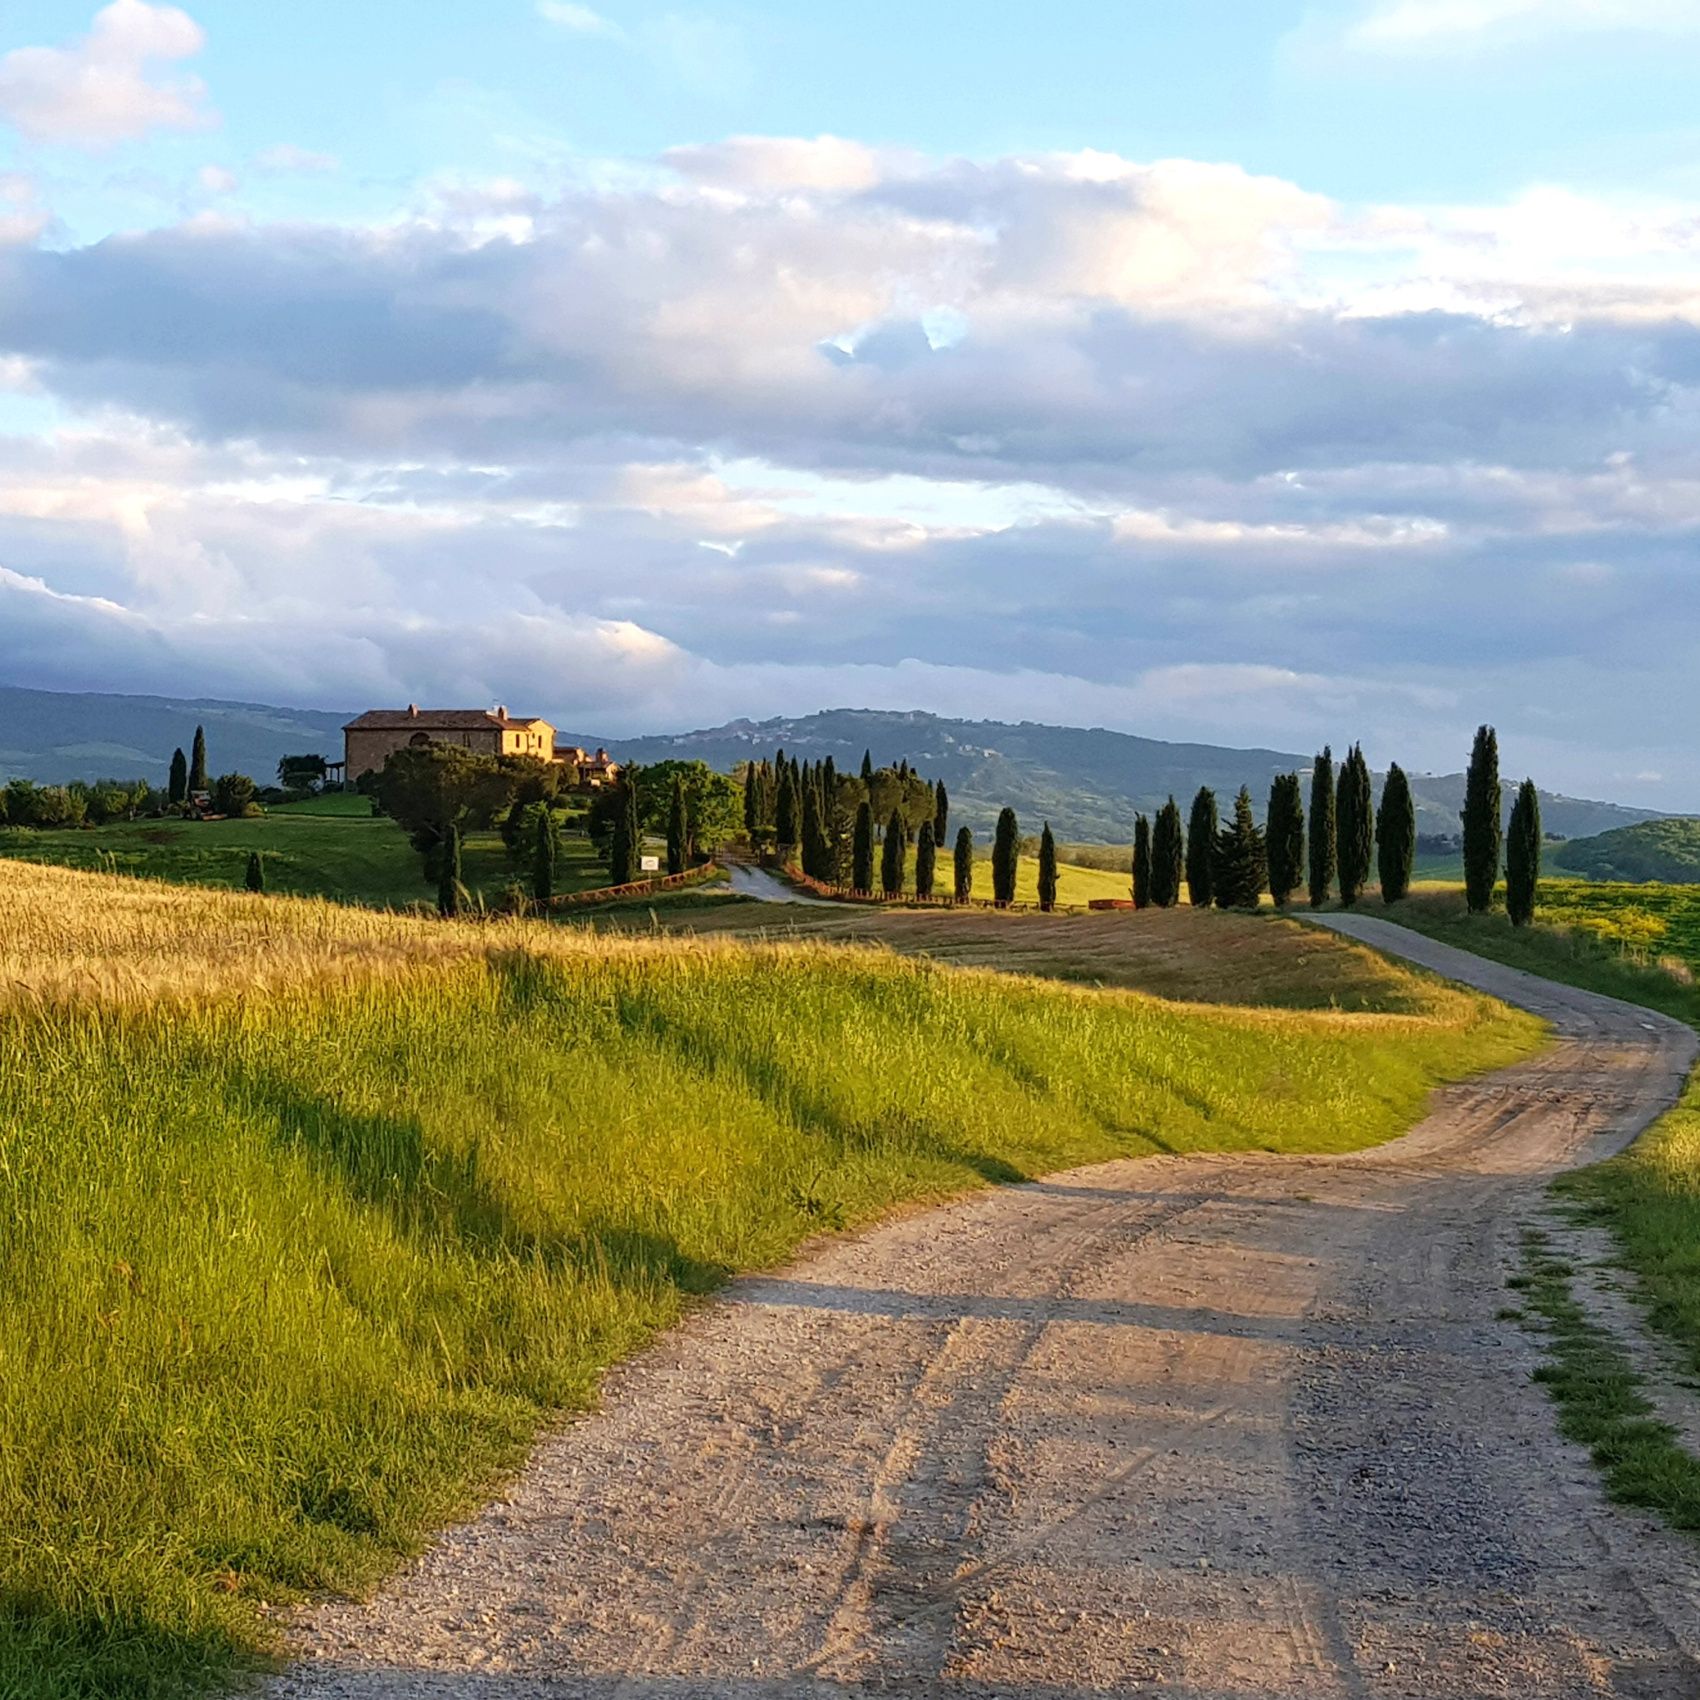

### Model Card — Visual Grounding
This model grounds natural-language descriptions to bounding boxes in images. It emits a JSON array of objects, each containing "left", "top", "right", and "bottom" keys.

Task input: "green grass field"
[
  {"left": 0, "top": 859, "right": 1539, "bottom": 1698},
  {"left": 0, "top": 804, "right": 615, "bottom": 910}
]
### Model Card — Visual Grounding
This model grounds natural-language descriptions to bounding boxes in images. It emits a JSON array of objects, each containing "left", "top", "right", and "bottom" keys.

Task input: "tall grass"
[{"left": 0, "top": 862, "right": 1539, "bottom": 1696}]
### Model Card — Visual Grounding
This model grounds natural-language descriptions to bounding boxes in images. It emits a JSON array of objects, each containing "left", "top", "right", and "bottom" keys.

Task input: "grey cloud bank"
[{"left": 0, "top": 144, "right": 1695, "bottom": 806}]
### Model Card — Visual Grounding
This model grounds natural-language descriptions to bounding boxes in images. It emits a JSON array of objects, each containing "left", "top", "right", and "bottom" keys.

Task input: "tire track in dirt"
[{"left": 269, "top": 916, "right": 1700, "bottom": 1699}]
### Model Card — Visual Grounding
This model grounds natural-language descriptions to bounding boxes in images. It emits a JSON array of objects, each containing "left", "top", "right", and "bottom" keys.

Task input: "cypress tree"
[
  {"left": 188, "top": 725, "right": 208, "bottom": 793},
  {"left": 437, "top": 823, "right": 462, "bottom": 917},
  {"left": 992, "top": 807, "right": 1020, "bottom": 905},
  {"left": 1334, "top": 744, "right": 1373, "bottom": 906},
  {"left": 1212, "top": 787, "right": 1268, "bottom": 909},
  {"left": 534, "top": 806, "right": 557, "bottom": 900},
  {"left": 1462, "top": 724, "right": 1502, "bottom": 914},
  {"left": 1505, "top": 777, "right": 1542, "bottom": 927},
  {"left": 168, "top": 747, "right": 188, "bottom": 805},
  {"left": 852, "top": 801, "right": 875, "bottom": 893},
  {"left": 667, "top": 773, "right": 688, "bottom": 876},
  {"left": 1308, "top": 746, "right": 1335, "bottom": 907},
  {"left": 245, "top": 850, "right": 265, "bottom": 893},
  {"left": 776, "top": 763, "right": 800, "bottom": 852},
  {"left": 881, "top": 808, "right": 906, "bottom": 896},
  {"left": 915, "top": 821, "right": 937, "bottom": 900},
  {"left": 933, "top": 780, "right": 949, "bottom": 844},
  {"left": 1376, "top": 763, "right": 1416, "bottom": 905},
  {"left": 609, "top": 770, "right": 640, "bottom": 885},
  {"left": 1132, "top": 814, "right": 1152, "bottom": 908},
  {"left": 861, "top": 749, "right": 874, "bottom": 784},
  {"left": 1150, "top": 796, "right": 1183, "bottom": 908},
  {"left": 954, "top": 825, "right": 974, "bottom": 902},
  {"left": 1186, "top": 787, "right": 1218, "bottom": 908},
  {"left": 1265, "top": 773, "right": 1305, "bottom": 907},
  {"left": 742, "top": 762, "right": 758, "bottom": 836},
  {"left": 1037, "top": 822, "right": 1059, "bottom": 913}
]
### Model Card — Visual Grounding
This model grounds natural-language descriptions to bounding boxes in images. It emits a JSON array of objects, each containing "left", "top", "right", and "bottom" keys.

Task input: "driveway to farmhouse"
[
  {"left": 725, "top": 863, "right": 838, "bottom": 905},
  {"left": 271, "top": 918, "right": 1700, "bottom": 1699}
]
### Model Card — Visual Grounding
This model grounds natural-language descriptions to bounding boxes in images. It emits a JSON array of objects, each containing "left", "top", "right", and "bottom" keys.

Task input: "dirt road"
[{"left": 272, "top": 917, "right": 1700, "bottom": 1698}]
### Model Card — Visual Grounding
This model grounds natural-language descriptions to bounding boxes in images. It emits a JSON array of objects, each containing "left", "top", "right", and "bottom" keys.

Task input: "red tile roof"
[{"left": 343, "top": 708, "right": 551, "bottom": 732}]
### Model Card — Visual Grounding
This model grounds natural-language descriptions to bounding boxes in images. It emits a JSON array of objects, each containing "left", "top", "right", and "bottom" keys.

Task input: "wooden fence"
[
  {"left": 537, "top": 861, "right": 721, "bottom": 913},
  {"left": 772, "top": 863, "right": 1091, "bottom": 917}
]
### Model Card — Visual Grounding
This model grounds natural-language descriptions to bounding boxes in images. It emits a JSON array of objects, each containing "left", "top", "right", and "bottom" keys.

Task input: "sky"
[{"left": 1, "top": 2, "right": 1698, "bottom": 805}]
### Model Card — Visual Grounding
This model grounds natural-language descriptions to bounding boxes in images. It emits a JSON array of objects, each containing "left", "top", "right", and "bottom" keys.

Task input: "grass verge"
[
  {"left": 0, "top": 861, "right": 1539, "bottom": 1697},
  {"left": 1395, "top": 887, "right": 1700, "bottom": 1534},
  {"left": 1511, "top": 1224, "right": 1700, "bottom": 1529}
]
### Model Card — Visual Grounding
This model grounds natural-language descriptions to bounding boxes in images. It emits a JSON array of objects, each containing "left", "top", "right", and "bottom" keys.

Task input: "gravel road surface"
[{"left": 270, "top": 917, "right": 1700, "bottom": 1698}]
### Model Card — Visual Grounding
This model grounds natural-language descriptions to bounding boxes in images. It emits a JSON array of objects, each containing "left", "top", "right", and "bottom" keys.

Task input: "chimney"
[
  {"left": 407, "top": 703, "right": 418, "bottom": 717},
  {"left": 495, "top": 704, "right": 508, "bottom": 721}
]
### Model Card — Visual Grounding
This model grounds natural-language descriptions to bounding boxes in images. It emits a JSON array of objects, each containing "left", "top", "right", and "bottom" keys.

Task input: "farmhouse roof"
[{"left": 343, "top": 707, "right": 552, "bottom": 732}]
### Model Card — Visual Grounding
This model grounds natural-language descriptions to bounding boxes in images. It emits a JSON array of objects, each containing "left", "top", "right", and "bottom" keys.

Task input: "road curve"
[
  {"left": 726, "top": 864, "right": 837, "bottom": 905},
  {"left": 272, "top": 920, "right": 1700, "bottom": 1699}
]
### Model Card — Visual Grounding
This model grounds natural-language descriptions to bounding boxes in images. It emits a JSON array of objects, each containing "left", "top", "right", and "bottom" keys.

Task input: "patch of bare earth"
[{"left": 269, "top": 918, "right": 1700, "bottom": 1699}]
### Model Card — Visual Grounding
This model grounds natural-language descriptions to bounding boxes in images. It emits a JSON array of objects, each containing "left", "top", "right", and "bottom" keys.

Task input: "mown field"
[
  {"left": 0, "top": 859, "right": 1542, "bottom": 1698},
  {"left": 0, "top": 796, "right": 613, "bottom": 910}
]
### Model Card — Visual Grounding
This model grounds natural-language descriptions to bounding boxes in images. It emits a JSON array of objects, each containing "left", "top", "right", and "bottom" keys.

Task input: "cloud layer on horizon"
[{"left": 0, "top": 129, "right": 1697, "bottom": 801}]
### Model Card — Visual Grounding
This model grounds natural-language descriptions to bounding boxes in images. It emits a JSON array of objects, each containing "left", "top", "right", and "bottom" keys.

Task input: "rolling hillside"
[
  {"left": 574, "top": 708, "right": 1664, "bottom": 844},
  {"left": 0, "top": 685, "right": 348, "bottom": 786},
  {"left": 1551, "top": 818, "right": 1700, "bottom": 884},
  {"left": 1, "top": 687, "right": 1666, "bottom": 844}
]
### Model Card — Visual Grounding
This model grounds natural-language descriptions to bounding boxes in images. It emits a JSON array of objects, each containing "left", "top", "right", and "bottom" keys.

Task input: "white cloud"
[
  {"left": 254, "top": 143, "right": 339, "bottom": 176},
  {"left": 1346, "top": 0, "right": 1700, "bottom": 51},
  {"left": 0, "top": 1, "right": 213, "bottom": 147},
  {"left": 2, "top": 141, "right": 1700, "bottom": 801},
  {"left": 536, "top": 2, "right": 625, "bottom": 38},
  {"left": 196, "top": 163, "right": 236, "bottom": 194}
]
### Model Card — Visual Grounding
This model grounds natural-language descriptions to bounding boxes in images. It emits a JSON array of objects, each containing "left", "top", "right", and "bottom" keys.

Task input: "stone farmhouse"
[{"left": 342, "top": 706, "right": 621, "bottom": 790}]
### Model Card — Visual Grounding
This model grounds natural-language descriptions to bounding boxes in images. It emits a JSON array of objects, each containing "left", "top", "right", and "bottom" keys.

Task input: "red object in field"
[{"left": 1087, "top": 898, "right": 1136, "bottom": 911}]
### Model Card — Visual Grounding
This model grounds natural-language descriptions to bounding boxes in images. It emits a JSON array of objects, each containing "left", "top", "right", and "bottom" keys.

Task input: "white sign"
[{"left": 639, "top": 855, "right": 661, "bottom": 873}]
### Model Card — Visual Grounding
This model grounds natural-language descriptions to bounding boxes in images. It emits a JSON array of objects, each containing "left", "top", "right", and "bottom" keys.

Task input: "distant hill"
[
  {"left": 0, "top": 686, "right": 349, "bottom": 786},
  {"left": 564, "top": 708, "right": 1665, "bottom": 844},
  {"left": 3, "top": 689, "right": 1668, "bottom": 843},
  {"left": 1551, "top": 818, "right": 1700, "bottom": 884}
]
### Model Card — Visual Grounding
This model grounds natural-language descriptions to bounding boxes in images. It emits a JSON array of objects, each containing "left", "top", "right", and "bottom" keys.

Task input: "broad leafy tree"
[
  {"left": 212, "top": 772, "right": 256, "bottom": 816},
  {"left": 1212, "top": 786, "right": 1268, "bottom": 909},
  {"left": 1308, "top": 746, "right": 1335, "bottom": 907},
  {"left": 1376, "top": 763, "right": 1416, "bottom": 904},
  {"left": 1505, "top": 777, "right": 1542, "bottom": 927},
  {"left": 1462, "top": 724, "right": 1502, "bottom": 913},
  {"left": 376, "top": 744, "right": 515, "bottom": 885},
  {"left": 1186, "top": 787, "right": 1218, "bottom": 908},
  {"left": 992, "top": 807, "right": 1020, "bottom": 905}
]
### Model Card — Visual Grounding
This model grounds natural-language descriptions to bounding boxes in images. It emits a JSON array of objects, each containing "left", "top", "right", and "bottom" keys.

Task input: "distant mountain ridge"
[
  {"left": 1, "top": 688, "right": 1664, "bottom": 844},
  {"left": 566, "top": 708, "right": 1664, "bottom": 844},
  {"left": 0, "top": 686, "right": 350, "bottom": 787}
]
